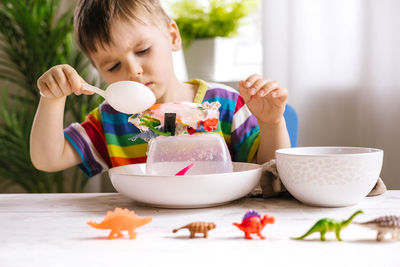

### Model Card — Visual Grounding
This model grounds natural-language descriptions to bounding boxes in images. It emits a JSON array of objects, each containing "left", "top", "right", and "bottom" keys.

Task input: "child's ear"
[{"left": 169, "top": 20, "right": 181, "bottom": 51}]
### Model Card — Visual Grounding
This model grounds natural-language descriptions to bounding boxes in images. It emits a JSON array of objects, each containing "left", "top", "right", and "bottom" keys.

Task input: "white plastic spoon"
[{"left": 82, "top": 81, "right": 156, "bottom": 114}]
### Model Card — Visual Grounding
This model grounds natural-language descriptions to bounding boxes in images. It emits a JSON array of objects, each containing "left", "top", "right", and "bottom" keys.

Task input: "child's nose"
[{"left": 127, "top": 61, "right": 143, "bottom": 80}]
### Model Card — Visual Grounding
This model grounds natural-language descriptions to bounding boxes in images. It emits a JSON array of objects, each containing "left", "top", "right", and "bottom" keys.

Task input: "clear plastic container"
[{"left": 146, "top": 133, "right": 233, "bottom": 175}]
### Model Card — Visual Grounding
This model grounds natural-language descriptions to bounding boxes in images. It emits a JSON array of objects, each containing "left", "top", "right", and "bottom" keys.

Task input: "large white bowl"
[
  {"left": 276, "top": 147, "right": 383, "bottom": 207},
  {"left": 109, "top": 162, "right": 262, "bottom": 208}
]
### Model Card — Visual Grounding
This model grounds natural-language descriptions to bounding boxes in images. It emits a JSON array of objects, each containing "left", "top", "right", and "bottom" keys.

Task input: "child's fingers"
[
  {"left": 239, "top": 78, "right": 267, "bottom": 101},
  {"left": 37, "top": 78, "right": 50, "bottom": 97},
  {"left": 53, "top": 68, "right": 73, "bottom": 96},
  {"left": 271, "top": 87, "right": 288, "bottom": 102},
  {"left": 39, "top": 83, "right": 56, "bottom": 99},
  {"left": 46, "top": 75, "right": 65, "bottom": 98},
  {"left": 37, "top": 73, "right": 56, "bottom": 98},
  {"left": 257, "top": 80, "right": 280, "bottom": 97},
  {"left": 238, "top": 80, "right": 251, "bottom": 102},
  {"left": 244, "top": 73, "right": 262, "bottom": 88},
  {"left": 243, "top": 74, "right": 281, "bottom": 97},
  {"left": 61, "top": 65, "right": 84, "bottom": 95},
  {"left": 251, "top": 79, "right": 270, "bottom": 96},
  {"left": 80, "top": 82, "right": 95, "bottom": 95},
  {"left": 81, "top": 90, "right": 95, "bottom": 95},
  {"left": 36, "top": 64, "right": 89, "bottom": 98}
]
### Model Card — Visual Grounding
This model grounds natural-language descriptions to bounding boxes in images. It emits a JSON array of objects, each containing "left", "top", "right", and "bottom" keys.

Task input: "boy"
[{"left": 30, "top": 0, "right": 290, "bottom": 177}]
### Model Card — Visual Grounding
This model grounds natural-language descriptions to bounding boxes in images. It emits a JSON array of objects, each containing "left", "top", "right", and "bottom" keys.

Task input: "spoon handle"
[
  {"left": 82, "top": 83, "right": 106, "bottom": 98},
  {"left": 175, "top": 163, "right": 195, "bottom": 176}
]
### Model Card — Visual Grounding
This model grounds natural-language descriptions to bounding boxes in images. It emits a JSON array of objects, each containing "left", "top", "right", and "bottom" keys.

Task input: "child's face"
[{"left": 89, "top": 17, "right": 181, "bottom": 101}]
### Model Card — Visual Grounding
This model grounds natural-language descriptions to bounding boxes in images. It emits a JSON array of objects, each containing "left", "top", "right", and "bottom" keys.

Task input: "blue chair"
[{"left": 283, "top": 104, "right": 298, "bottom": 147}]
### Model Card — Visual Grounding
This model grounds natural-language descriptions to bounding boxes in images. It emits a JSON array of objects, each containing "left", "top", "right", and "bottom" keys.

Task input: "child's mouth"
[{"left": 144, "top": 82, "right": 153, "bottom": 88}]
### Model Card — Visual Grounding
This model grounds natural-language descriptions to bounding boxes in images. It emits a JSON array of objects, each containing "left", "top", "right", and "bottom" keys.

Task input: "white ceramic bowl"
[
  {"left": 109, "top": 162, "right": 262, "bottom": 208},
  {"left": 276, "top": 147, "right": 383, "bottom": 207}
]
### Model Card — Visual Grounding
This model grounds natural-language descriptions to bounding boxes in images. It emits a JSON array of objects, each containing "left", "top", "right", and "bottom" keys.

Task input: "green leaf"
[
  {"left": 0, "top": 0, "right": 99, "bottom": 193},
  {"left": 170, "top": 0, "right": 259, "bottom": 48}
]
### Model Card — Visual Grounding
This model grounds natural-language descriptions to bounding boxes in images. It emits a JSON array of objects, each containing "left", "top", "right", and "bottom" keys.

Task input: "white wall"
[{"left": 262, "top": 0, "right": 400, "bottom": 189}]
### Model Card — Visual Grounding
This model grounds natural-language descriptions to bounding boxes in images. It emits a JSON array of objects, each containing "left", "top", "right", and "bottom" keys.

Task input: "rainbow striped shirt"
[{"left": 64, "top": 79, "right": 260, "bottom": 177}]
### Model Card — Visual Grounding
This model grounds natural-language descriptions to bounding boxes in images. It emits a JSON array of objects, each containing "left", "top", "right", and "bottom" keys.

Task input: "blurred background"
[
  {"left": 0, "top": 0, "right": 399, "bottom": 192},
  {"left": 173, "top": 0, "right": 400, "bottom": 190},
  {"left": 261, "top": 0, "right": 400, "bottom": 190}
]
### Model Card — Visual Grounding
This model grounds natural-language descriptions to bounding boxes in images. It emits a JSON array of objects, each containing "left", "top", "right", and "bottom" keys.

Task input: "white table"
[{"left": 0, "top": 192, "right": 399, "bottom": 267}]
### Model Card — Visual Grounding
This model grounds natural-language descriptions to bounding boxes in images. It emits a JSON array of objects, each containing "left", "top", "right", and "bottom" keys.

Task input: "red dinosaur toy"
[
  {"left": 233, "top": 210, "right": 275, "bottom": 239},
  {"left": 87, "top": 207, "right": 152, "bottom": 239}
]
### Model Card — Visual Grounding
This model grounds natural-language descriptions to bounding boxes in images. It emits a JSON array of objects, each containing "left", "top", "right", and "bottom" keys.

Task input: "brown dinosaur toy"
[
  {"left": 353, "top": 215, "right": 400, "bottom": 241},
  {"left": 87, "top": 207, "right": 152, "bottom": 239},
  {"left": 172, "top": 222, "right": 216, "bottom": 238}
]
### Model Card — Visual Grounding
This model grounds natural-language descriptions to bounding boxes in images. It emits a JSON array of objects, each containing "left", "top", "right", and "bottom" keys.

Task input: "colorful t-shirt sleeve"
[
  {"left": 64, "top": 107, "right": 111, "bottom": 177},
  {"left": 230, "top": 95, "right": 260, "bottom": 162},
  {"left": 202, "top": 82, "right": 260, "bottom": 163}
]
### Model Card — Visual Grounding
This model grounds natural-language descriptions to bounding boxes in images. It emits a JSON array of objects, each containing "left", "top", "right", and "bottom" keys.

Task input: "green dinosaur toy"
[{"left": 292, "top": 210, "right": 364, "bottom": 241}]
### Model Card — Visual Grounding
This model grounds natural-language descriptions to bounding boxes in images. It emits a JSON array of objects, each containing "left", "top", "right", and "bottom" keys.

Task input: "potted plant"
[
  {"left": 170, "top": 0, "right": 259, "bottom": 81},
  {"left": 0, "top": 0, "right": 102, "bottom": 192}
]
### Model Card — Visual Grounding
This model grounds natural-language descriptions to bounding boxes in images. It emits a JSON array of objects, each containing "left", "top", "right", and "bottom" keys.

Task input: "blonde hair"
[{"left": 74, "top": 0, "right": 171, "bottom": 54}]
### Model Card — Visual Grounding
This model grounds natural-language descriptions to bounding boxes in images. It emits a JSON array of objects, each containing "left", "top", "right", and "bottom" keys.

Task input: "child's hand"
[
  {"left": 238, "top": 74, "right": 288, "bottom": 125},
  {"left": 37, "top": 64, "right": 94, "bottom": 98}
]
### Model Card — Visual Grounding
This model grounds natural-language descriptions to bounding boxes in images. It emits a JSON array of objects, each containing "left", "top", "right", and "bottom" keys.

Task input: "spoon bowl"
[{"left": 82, "top": 81, "right": 156, "bottom": 114}]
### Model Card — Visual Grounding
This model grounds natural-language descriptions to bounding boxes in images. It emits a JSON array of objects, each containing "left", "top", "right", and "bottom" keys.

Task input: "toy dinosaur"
[
  {"left": 172, "top": 222, "right": 216, "bottom": 238},
  {"left": 233, "top": 210, "right": 275, "bottom": 239},
  {"left": 353, "top": 215, "right": 400, "bottom": 241},
  {"left": 87, "top": 207, "right": 152, "bottom": 239},
  {"left": 292, "top": 210, "right": 363, "bottom": 241}
]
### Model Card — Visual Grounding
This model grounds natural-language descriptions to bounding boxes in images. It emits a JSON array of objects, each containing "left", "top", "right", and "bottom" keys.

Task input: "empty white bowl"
[
  {"left": 276, "top": 147, "right": 383, "bottom": 207},
  {"left": 109, "top": 162, "right": 262, "bottom": 208}
]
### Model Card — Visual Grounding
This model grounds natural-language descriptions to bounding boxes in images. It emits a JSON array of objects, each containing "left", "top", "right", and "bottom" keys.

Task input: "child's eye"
[
  {"left": 108, "top": 62, "right": 120, "bottom": 72},
  {"left": 136, "top": 47, "right": 150, "bottom": 55}
]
